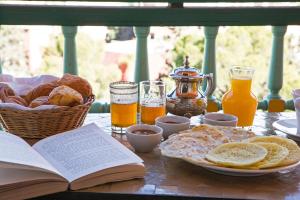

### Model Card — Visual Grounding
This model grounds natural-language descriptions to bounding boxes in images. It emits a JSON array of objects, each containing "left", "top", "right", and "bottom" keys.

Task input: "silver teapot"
[{"left": 166, "top": 56, "right": 214, "bottom": 118}]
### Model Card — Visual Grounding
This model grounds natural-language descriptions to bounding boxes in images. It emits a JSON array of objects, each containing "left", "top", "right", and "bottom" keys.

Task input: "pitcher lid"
[{"left": 169, "top": 56, "right": 203, "bottom": 79}]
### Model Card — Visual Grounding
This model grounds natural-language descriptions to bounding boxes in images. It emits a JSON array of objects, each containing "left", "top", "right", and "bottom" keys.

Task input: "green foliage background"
[
  {"left": 38, "top": 32, "right": 121, "bottom": 100},
  {"left": 170, "top": 26, "right": 300, "bottom": 101},
  {"left": 1, "top": 26, "right": 300, "bottom": 102},
  {"left": 0, "top": 26, "right": 31, "bottom": 76}
]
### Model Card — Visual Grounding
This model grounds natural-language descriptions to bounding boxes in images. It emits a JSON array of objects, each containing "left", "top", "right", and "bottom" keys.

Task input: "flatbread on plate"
[
  {"left": 205, "top": 142, "right": 268, "bottom": 167},
  {"left": 213, "top": 126, "right": 256, "bottom": 142},
  {"left": 247, "top": 136, "right": 300, "bottom": 166},
  {"left": 252, "top": 142, "right": 289, "bottom": 169},
  {"left": 160, "top": 124, "right": 257, "bottom": 165}
]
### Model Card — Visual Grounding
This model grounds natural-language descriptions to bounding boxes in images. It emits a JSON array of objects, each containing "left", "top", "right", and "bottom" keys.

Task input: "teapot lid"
[{"left": 169, "top": 56, "right": 203, "bottom": 80}]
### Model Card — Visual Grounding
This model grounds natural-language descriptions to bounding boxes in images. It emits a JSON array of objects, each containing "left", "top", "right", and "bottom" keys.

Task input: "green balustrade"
[
  {"left": 1, "top": 5, "right": 300, "bottom": 26},
  {"left": 202, "top": 26, "right": 220, "bottom": 112},
  {"left": 266, "top": 26, "right": 287, "bottom": 112},
  {"left": 0, "top": 60, "right": 2, "bottom": 74},
  {"left": 286, "top": 100, "right": 295, "bottom": 110},
  {"left": 267, "top": 26, "right": 287, "bottom": 100},
  {"left": 62, "top": 26, "right": 78, "bottom": 75},
  {"left": 90, "top": 102, "right": 110, "bottom": 113},
  {"left": 0, "top": 1, "right": 298, "bottom": 113},
  {"left": 134, "top": 27, "right": 150, "bottom": 83}
]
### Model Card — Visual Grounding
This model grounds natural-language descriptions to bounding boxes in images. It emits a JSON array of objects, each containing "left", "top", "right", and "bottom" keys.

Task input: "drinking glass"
[
  {"left": 140, "top": 81, "right": 166, "bottom": 125},
  {"left": 110, "top": 81, "right": 138, "bottom": 134}
]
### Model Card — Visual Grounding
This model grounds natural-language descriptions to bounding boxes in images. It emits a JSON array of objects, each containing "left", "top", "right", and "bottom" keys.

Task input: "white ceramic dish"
[
  {"left": 155, "top": 115, "right": 190, "bottom": 139},
  {"left": 272, "top": 119, "right": 300, "bottom": 141},
  {"left": 126, "top": 124, "right": 163, "bottom": 153},
  {"left": 185, "top": 159, "right": 300, "bottom": 176},
  {"left": 203, "top": 113, "right": 238, "bottom": 127}
]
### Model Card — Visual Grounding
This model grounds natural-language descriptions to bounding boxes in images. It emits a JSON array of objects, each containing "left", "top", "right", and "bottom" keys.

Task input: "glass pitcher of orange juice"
[{"left": 222, "top": 67, "right": 258, "bottom": 127}]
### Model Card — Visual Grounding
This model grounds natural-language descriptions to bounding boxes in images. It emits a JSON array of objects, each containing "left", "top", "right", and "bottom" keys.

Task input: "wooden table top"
[{"left": 35, "top": 112, "right": 300, "bottom": 200}]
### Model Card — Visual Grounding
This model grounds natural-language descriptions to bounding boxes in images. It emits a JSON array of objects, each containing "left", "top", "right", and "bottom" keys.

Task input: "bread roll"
[
  {"left": 29, "top": 96, "right": 49, "bottom": 108},
  {"left": 48, "top": 85, "right": 84, "bottom": 106},
  {"left": 57, "top": 74, "right": 92, "bottom": 98},
  {"left": 0, "top": 83, "right": 15, "bottom": 101},
  {"left": 24, "top": 81, "right": 59, "bottom": 103},
  {"left": 4, "top": 96, "right": 28, "bottom": 107}
]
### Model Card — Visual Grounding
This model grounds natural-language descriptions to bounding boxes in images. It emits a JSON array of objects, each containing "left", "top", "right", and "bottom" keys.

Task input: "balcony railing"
[{"left": 1, "top": 1, "right": 300, "bottom": 113}]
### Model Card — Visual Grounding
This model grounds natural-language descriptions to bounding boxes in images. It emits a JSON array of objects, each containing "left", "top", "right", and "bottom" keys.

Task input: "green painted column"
[
  {"left": 134, "top": 27, "right": 150, "bottom": 82},
  {"left": 62, "top": 26, "right": 78, "bottom": 75},
  {"left": 202, "top": 26, "right": 219, "bottom": 111},
  {"left": 266, "top": 26, "right": 287, "bottom": 112},
  {"left": 286, "top": 99, "right": 295, "bottom": 110},
  {"left": 267, "top": 26, "right": 287, "bottom": 100},
  {"left": 0, "top": 60, "right": 2, "bottom": 74}
]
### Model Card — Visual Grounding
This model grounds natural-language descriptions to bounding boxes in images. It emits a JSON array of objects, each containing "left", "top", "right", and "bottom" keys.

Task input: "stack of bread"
[
  {"left": 160, "top": 124, "right": 300, "bottom": 169},
  {"left": 205, "top": 136, "right": 300, "bottom": 169},
  {"left": 0, "top": 73, "right": 93, "bottom": 109}
]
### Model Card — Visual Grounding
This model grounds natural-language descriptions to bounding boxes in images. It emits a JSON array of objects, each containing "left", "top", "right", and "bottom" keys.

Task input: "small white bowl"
[
  {"left": 203, "top": 113, "right": 238, "bottom": 127},
  {"left": 126, "top": 124, "right": 163, "bottom": 153},
  {"left": 155, "top": 115, "right": 190, "bottom": 139}
]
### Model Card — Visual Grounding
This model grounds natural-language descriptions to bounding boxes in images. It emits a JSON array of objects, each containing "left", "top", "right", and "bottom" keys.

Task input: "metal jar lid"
[{"left": 169, "top": 56, "right": 204, "bottom": 80}]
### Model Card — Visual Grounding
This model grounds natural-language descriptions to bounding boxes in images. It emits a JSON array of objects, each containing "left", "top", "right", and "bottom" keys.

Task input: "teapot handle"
[{"left": 203, "top": 73, "right": 214, "bottom": 97}]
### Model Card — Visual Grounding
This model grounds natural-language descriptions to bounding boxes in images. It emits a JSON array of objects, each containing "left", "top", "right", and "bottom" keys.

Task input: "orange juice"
[
  {"left": 222, "top": 78, "right": 258, "bottom": 127},
  {"left": 141, "top": 104, "right": 166, "bottom": 125},
  {"left": 111, "top": 102, "right": 137, "bottom": 127}
]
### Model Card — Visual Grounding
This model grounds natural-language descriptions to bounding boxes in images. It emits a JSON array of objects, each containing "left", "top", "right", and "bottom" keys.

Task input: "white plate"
[
  {"left": 272, "top": 119, "right": 300, "bottom": 141},
  {"left": 186, "top": 160, "right": 300, "bottom": 176}
]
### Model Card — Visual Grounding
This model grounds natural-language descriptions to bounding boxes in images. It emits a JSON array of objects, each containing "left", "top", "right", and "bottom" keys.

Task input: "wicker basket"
[{"left": 0, "top": 96, "right": 95, "bottom": 139}]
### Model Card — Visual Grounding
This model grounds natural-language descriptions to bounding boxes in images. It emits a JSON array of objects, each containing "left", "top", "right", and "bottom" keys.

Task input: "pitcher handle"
[{"left": 203, "top": 73, "right": 214, "bottom": 97}]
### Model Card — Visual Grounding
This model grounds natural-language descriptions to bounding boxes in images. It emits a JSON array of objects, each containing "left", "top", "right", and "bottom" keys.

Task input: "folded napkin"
[
  {"left": 0, "top": 74, "right": 59, "bottom": 110},
  {"left": 0, "top": 74, "right": 59, "bottom": 96}
]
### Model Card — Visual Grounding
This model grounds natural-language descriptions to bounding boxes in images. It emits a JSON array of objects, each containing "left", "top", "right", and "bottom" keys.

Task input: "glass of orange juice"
[
  {"left": 110, "top": 81, "right": 138, "bottom": 135},
  {"left": 222, "top": 67, "right": 258, "bottom": 127},
  {"left": 140, "top": 81, "right": 166, "bottom": 125}
]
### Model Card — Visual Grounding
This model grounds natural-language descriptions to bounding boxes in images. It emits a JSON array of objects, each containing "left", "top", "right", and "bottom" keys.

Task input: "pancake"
[
  {"left": 252, "top": 142, "right": 289, "bottom": 169},
  {"left": 248, "top": 136, "right": 300, "bottom": 166},
  {"left": 205, "top": 142, "right": 268, "bottom": 167}
]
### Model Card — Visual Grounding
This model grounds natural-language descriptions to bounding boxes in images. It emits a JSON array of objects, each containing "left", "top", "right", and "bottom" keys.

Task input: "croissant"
[
  {"left": 24, "top": 81, "right": 59, "bottom": 103},
  {"left": 57, "top": 74, "right": 92, "bottom": 98},
  {"left": 0, "top": 83, "right": 15, "bottom": 101},
  {"left": 29, "top": 96, "right": 49, "bottom": 108},
  {"left": 4, "top": 96, "right": 28, "bottom": 107},
  {"left": 48, "top": 85, "right": 84, "bottom": 107}
]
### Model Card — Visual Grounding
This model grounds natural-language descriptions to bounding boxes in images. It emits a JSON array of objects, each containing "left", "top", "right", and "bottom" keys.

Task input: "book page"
[
  {"left": 33, "top": 123, "right": 143, "bottom": 182},
  {"left": 0, "top": 132, "right": 60, "bottom": 175}
]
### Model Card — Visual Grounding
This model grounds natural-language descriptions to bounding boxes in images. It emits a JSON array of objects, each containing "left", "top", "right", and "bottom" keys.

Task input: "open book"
[{"left": 0, "top": 123, "right": 145, "bottom": 199}]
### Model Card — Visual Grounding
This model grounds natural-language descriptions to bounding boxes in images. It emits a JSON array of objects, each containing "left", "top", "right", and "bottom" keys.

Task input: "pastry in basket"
[
  {"left": 57, "top": 73, "right": 92, "bottom": 98},
  {"left": 24, "top": 81, "right": 59, "bottom": 103},
  {"left": 0, "top": 83, "right": 15, "bottom": 101},
  {"left": 29, "top": 96, "right": 49, "bottom": 108},
  {"left": 3, "top": 96, "right": 28, "bottom": 107},
  {"left": 48, "top": 85, "right": 84, "bottom": 106}
]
